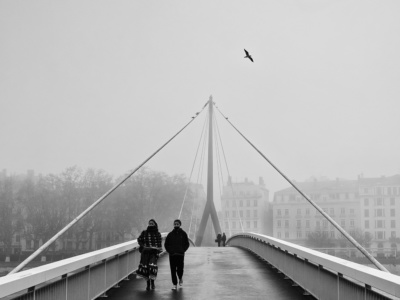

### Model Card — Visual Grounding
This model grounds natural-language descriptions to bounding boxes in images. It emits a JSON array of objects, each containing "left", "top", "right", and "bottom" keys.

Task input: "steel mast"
[{"left": 195, "top": 96, "right": 222, "bottom": 246}]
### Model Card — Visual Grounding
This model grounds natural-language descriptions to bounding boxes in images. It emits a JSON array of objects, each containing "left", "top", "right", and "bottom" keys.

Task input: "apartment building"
[
  {"left": 273, "top": 175, "right": 400, "bottom": 249},
  {"left": 359, "top": 175, "right": 400, "bottom": 249},
  {"left": 220, "top": 177, "right": 271, "bottom": 237}
]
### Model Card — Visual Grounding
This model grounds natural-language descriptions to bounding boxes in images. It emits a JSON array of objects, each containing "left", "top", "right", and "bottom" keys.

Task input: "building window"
[
  {"left": 391, "top": 198, "right": 395, "bottom": 205},
  {"left": 341, "top": 220, "right": 345, "bottom": 227},
  {"left": 232, "top": 211, "right": 236, "bottom": 218},
  {"left": 232, "top": 221, "right": 236, "bottom": 229},
  {"left": 285, "top": 220, "right": 289, "bottom": 228},
  {"left": 375, "top": 209, "right": 384, "bottom": 217},
  {"left": 246, "top": 200, "right": 249, "bottom": 207},
  {"left": 341, "top": 208, "right": 345, "bottom": 215},
  {"left": 365, "top": 220, "right": 369, "bottom": 229},
  {"left": 277, "top": 209, "right": 281, "bottom": 216},
  {"left": 364, "top": 188, "right": 368, "bottom": 194},
  {"left": 376, "top": 220, "right": 384, "bottom": 228},
  {"left": 285, "top": 209, "right": 289, "bottom": 216},
  {"left": 322, "top": 220, "right": 328, "bottom": 228},
  {"left": 376, "top": 198, "right": 383, "bottom": 206},
  {"left": 350, "top": 209, "right": 355, "bottom": 215},
  {"left": 297, "top": 208, "right": 301, "bottom": 215},
  {"left": 246, "top": 210, "right": 250, "bottom": 218},
  {"left": 297, "top": 231, "right": 302, "bottom": 238},
  {"left": 391, "top": 209, "right": 395, "bottom": 217},
  {"left": 239, "top": 210, "right": 243, "bottom": 217},
  {"left": 254, "top": 221, "right": 257, "bottom": 228},
  {"left": 254, "top": 210, "right": 257, "bottom": 218},
  {"left": 225, "top": 211, "right": 229, "bottom": 217},
  {"left": 330, "top": 231, "right": 335, "bottom": 238},
  {"left": 254, "top": 199, "right": 258, "bottom": 207},
  {"left": 364, "top": 209, "right": 369, "bottom": 217},
  {"left": 296, "top": 220, "right": 301, "bottom": 228},
  {"left": 364, "top": 198, "right": 369, "bottom": 205},
  {"left": 225, "top": 222, "right": 229, "bottom": 229},
  {"left": 376, "top": 231, "right": 385, "bottom": 240},
  {"left": 277, "top": 220, "right": 281, "bottom": 228},
  {"left": 277, "top": 232, "right": 281, "bottom": 238},
  {"left": 391, "top": 220, "right": 396, "bottom": 228},
  {"left": 246, "top": 221, "right": 250, "bottom": 228},
  {"left": 329, "top": 208, "right": 334, "bottom": 216},
  {"left": 285, "top": 232, "right": 289, "bottom": 238},
  {"left": 226, "top": 200, "right": 229, "bottom": 207},
  {"left": 316, "top": 221, "right": 320, "bottom": 229},
  {"left": 305, "top": 208, "right": 310, "bottom": 215},
  {"left": 376, "top": 187, "right": 382, "bottom": 195},
  {"left": 233, "top": 200, "right": 236, "bottom": 207},
  {"left": 306, "top": 220, "right": 310, "bottom": 228},
  {"left": 391, "top": 231, "right": 396, "bottom": 238},
  {"left": 239, "top": 200, "right": 243, "bottom": 207},
  {"left": 306, "top": 231, "right": 310, "bottom": 237}
]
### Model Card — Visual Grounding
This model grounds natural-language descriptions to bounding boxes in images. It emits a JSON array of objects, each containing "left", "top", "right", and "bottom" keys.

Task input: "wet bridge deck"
[{"left": 105, "top": 247, "right": 312, "bottom": 300}]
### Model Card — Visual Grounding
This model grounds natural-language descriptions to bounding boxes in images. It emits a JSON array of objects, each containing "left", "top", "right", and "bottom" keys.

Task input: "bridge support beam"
[{"left": 195, "top": 96, "right": 222, "bottom": 246}]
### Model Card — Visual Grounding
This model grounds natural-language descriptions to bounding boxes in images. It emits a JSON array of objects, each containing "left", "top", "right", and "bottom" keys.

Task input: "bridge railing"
[
  {"left": 0, "top": 233, "right": 195, "bottom": 300},
  {"left": 228, "top": 233, "right": 400, "bottom": 300}
]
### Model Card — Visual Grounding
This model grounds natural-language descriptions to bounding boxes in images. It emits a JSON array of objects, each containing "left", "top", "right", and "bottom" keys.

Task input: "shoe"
[
  {"left": 151, "top": 280, "right": 155, "bottom": 290},
  {"left": 179, "top": 278, "right": 183, "bottom": 286},
  {"left": 172, "top": 285, "right": 177, "bottom": 290},
  {"left": 146, "top": 280, "right": 150, "bottom": 291}
]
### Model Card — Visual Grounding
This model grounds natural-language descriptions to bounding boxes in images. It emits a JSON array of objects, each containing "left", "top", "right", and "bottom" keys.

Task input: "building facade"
[
  {"left": 272, "top": 175, "right": 400, "bottom": 250},
  {"left": 220, "top": 177, "right": 271, "bottom": 237},
  {"left": 359, "top": 175, "right": 400, "bottom": 249}
]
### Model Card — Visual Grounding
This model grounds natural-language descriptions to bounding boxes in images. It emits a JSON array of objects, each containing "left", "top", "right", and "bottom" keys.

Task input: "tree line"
[{"left": 0, "top": 166, "right": 194, "bottom": 257}]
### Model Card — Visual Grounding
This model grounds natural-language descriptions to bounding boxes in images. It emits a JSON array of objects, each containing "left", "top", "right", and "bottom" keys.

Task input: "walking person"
[
  {"left": 136, "top": 219, "right": 163, "bottom": 291},
  {"left": 164, "top": 219, "right": 190, "bottom": 290},
  {"left": 216, "top": 233, "right": 222, "bottom": 247},
  {"left": 221, "top": 232, "right": 227, "bottom": 247}
]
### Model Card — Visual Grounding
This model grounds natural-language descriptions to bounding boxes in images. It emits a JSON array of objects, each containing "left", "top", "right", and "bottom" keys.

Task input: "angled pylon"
[{"left": 195, "top": 96, "right": 222, "bottom": 246}]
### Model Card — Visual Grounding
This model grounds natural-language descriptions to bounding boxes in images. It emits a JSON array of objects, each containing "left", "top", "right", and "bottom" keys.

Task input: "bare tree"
[{"left": 0, "top": 177, "right": 23, "bottom": 257}]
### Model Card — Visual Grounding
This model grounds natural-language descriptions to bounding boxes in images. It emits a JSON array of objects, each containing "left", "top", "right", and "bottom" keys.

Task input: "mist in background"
[{"left": 1, "top": 0, "right": 400, "bottom": 206}]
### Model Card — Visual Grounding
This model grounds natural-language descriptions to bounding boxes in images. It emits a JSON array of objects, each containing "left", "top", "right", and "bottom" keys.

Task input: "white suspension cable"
[
  {"left": 214, "top": 112, "right": 244, "bottom": 233},
  {"left": 178, "top": 112, "right": 208, "bottom": 219}
]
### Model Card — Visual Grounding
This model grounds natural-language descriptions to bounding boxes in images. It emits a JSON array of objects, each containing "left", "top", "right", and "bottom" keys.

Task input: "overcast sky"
[{"left": 1, "top": 1, "right": 400, "bottom": 206}]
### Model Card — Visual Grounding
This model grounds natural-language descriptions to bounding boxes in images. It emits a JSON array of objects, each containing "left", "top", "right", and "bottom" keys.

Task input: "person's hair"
[
  {"left": 174, "top": 219, "right": 182, "bottom": 226},
  {"left": 149, "top": 219, "right": 158, "bottom": 228}
]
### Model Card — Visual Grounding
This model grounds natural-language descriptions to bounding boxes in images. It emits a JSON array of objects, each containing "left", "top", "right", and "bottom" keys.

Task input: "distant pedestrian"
[
  {"left": 216, "top": 233, "right": 222, "bottom": 247},
  {"left": 221, "top": 233, "right": 227, "bottom": 247},
  {"left": 164, "top": 219, "right": 190, "bottom": 290},
  {"left": 136, "top": 219, "right": 163, "bottom": 291}
]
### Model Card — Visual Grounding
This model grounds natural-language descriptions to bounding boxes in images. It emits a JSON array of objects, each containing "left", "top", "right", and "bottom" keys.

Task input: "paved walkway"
[{"left": 105, "top": 247, "right": 313, "bottom": 300}]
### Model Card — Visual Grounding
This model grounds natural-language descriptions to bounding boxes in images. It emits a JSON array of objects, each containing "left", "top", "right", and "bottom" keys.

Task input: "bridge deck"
[{"left": 105, "top": 247, "right": 312, "bottom": 299}]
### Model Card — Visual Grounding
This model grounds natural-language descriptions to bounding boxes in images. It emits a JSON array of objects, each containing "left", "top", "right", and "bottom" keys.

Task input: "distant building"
[
  {"left": 273, "top": 174, "right": 400, "bottom": 250},
  {"left": 220, "top": 177, "right": 271, "bottom": 237},
  {"left": 358, "top": 175, "right": 400, "bottom": 250},
  {"left": 272, "top": 178, "right": 360, "bottom": 245}
]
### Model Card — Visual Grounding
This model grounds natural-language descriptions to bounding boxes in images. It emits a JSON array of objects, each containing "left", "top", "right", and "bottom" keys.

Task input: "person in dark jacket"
[
  {"left": 136, "top": 219, "right": 163, "bottom": 291},
  {"left": 216, "top": 233, "right": 222, "bottom": 247},
  {"left": 164, "top": 219, "right": 190, "bottom": 290},
  {"left": 221, "top": 232, "right": 227, "bottom": 247}
]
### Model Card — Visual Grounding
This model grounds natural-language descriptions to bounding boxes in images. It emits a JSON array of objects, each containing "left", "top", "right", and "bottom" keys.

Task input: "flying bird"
[{"left": 244, "top": 49, "right": 254, "bottom": 62}]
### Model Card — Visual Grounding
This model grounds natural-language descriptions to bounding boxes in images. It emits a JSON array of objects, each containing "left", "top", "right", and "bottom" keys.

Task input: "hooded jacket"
[{"left": 164, "top": 227, "right": 190, "bottom": 255}]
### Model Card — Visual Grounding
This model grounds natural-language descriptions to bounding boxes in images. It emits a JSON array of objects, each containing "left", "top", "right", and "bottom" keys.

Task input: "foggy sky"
[{"left": 1, "top": 0, "right": 400, "bottom": 205}]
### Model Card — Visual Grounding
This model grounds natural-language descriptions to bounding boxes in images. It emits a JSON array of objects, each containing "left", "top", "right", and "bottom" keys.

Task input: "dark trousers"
[{"left": 169, "top": 254, "right": 184, "bottom": 285}]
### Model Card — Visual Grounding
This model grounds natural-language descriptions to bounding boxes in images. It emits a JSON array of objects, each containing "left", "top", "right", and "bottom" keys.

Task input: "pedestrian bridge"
[{"left": 1, "top": 233, "right": 399, "bottom": 300}]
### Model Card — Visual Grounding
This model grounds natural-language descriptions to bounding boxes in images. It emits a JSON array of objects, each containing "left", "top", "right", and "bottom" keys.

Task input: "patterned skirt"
[{"left": 136, "top": 249, "right": 159, "bottom": 280}]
